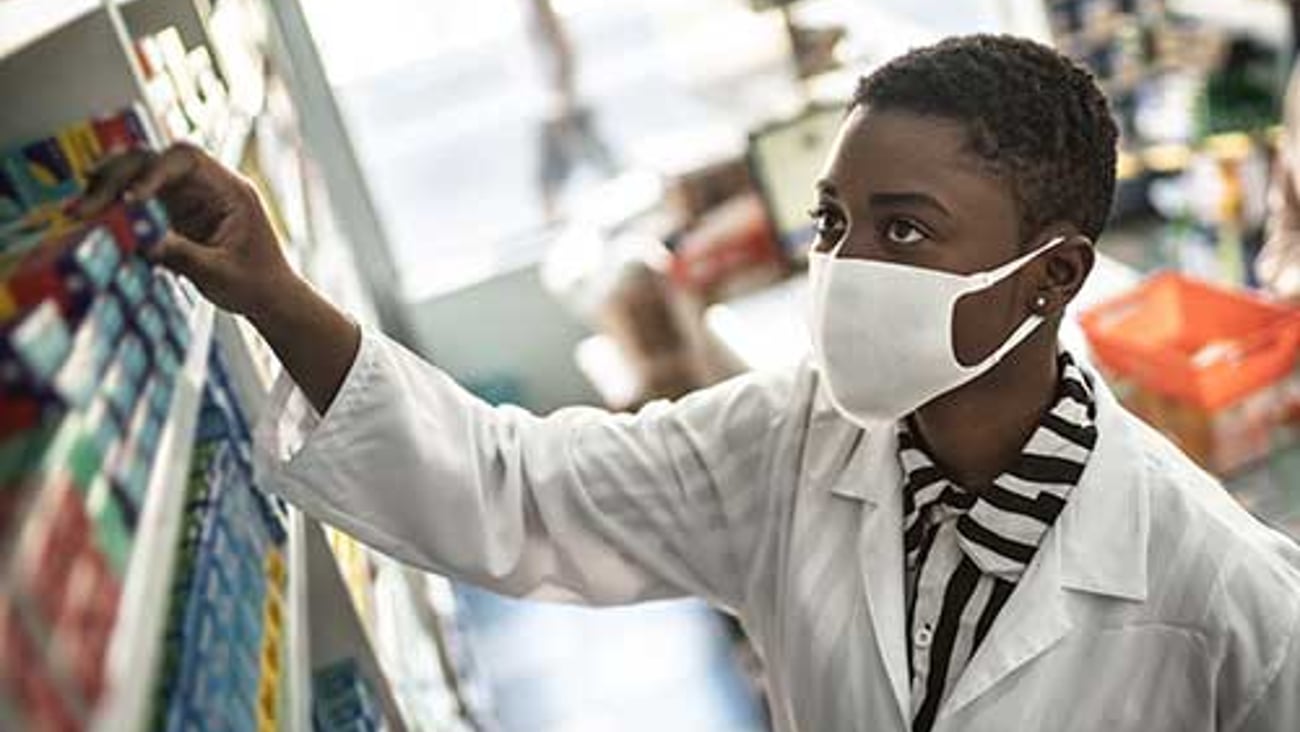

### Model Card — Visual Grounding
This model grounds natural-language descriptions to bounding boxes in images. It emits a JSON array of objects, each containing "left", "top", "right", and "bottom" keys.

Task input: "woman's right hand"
[
  {"left": 75, "top": 143, "right": 360, "bottom": 412},
  {"left": 73, "top": 142, "right": 299, "bottom": 324}
]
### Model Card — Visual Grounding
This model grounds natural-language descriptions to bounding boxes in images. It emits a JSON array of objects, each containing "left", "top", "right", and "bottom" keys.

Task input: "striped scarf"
[{"left": 897, "top": 351, "right": 1098, "bottom": 731}]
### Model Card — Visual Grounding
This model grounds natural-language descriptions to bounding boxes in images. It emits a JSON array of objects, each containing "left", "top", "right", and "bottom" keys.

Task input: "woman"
[{"left": 80, "top": 35, "right": 1298, "bottom": 732}]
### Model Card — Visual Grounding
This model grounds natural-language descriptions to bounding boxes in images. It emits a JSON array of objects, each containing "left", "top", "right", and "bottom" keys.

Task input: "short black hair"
[{"left": 854, "top": 34, "right": 1118, "bottom": 242}]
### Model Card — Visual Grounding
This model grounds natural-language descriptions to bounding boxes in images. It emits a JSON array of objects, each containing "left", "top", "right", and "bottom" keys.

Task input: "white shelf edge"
[
  {"left": 284, "top": 507, "right": 312, "bottom": 732},
  {"left": 91, "top": 297, "right": 216, "bottom": 732},
  {"left": 0, "top": 0, "right": 104, "bottom": 60}
]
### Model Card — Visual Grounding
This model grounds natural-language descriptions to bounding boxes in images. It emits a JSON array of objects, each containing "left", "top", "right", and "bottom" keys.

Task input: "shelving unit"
[
  {"left": 92, "top": 298, "right": 213, "bottom": 732},
  {"left": 0, "top": 0, "right": 102, "bottom": 59},
  {"left": 1, "top": 2, "right": 477, "bottom": 730}
]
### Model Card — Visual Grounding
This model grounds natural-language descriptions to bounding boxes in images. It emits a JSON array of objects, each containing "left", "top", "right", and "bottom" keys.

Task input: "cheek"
[{"left": 950, "top": 276, "right": 1024, "bottom": 365}]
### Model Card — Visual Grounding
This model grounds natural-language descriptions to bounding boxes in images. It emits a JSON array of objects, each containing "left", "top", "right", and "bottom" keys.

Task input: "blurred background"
[{"left": 1, "top": 1, "right": 1298, "bottom": 730}]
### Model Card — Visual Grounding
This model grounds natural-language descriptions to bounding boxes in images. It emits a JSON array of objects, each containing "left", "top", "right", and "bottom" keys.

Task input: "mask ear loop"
[
  {"left": 952, "top": 235, "right": 1069, "bottom": 375},
  {"left": 968, "top": 236, "right": 1068, "bottom": 290}
]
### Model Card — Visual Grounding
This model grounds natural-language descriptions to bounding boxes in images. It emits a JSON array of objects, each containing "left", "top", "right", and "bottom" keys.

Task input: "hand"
[{"left": 73, "top": 142, "right": 299, "bottom": 323}]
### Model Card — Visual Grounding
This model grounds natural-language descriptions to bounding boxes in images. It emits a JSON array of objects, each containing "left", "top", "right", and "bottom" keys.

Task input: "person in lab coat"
[{"left": 80, "top": 35, "right": 1299, "bottom": 732}]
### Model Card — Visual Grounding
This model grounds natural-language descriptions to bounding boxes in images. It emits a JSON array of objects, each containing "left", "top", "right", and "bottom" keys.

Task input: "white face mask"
[{"left": 807, "top": 236, "right": 1065, "bottom": 428}]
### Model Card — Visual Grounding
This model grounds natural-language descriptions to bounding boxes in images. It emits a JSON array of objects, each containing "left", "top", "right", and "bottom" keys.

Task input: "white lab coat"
[{"left": 255, "top": 329, "right": 1300, "bottom": 732}]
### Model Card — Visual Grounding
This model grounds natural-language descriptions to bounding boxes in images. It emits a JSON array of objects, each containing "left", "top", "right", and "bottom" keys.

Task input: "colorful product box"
[
  {"left": 91, "top": 106, "right": 151, "bottom": 156},
  {"left": 0, "top": 226, "right": 121, "bottom": 325},
  {"left": 94, "top": 198, "right": 168, "bottom": 259},
  {"left": 0, "top": 168, "right": 23, "bottom": 225},
  {"left": 111, "top": 257, "right": 151, "bottom": 312},
  {"left": 55, "top": 122, "right": 105, "bottom": 186},
  {"left": 19, "top": 477, "right": 91, "bottom": 624},
  {"left": 2, "top": 300, "right": 72, "bottom": 397},
  {"left": 85, "top": 474, "right": 133, "bottom": 576},
  {"left": 52, "top": 294, "right": 126, "bottom": 408},
  {"left": 102, "top": 333, "right": 149, "bottom": 427},
  {"left": 1, "top": 138, "right": 79, "bottom": 208}
]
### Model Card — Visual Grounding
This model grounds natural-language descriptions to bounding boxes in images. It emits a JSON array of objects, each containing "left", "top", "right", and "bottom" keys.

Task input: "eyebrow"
[{"left": 868, "top": 191, "right": 953, "bottom": 219}]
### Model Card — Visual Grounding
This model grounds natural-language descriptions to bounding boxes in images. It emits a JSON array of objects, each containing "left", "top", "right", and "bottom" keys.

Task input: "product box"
[
  {"left": 0, "top": 167, "right": 23, "bottom": 225},
  {"left": 18, "top": 475, "right": 92, "bottom": 624},
  {"left": 56, "top": 122, "right": 105, "bottom": 186},
  {"left": 86, "top": 473, "right": 133, "bottom": 575},
  {"left": 94, "top": 198, "right": 168, "bottom": 259},
  {"left": 0, "top": 226, "right": 121, "bottom": 326},
  {"left": 102, "top": 333, "right": 149, "bottom": 426},
  {"left": 2, "top": 299, "right": 72, "bottom": 391},
  {"left": 92, "top": 106, "right": 151, "bottom": 156},
  {"left": 133, "top": 300, "right": 169, "bottom": 355},
  {"left": 111, "top": 257, "right": 151, "bottom": 312},
  {"left": 1, "top": 138, "right": 79, "bottom": 208},
  {"left": 52, "top": 294, "right": 126, "bottom": 408}
]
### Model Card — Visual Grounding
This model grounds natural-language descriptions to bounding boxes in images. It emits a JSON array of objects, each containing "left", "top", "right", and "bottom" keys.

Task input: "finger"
[
  {"left": 70, "top": 150, "right": 157, "bottom": 218},
  {"left": 127, "top": 143, "right": 213, "bottom": 201},
  {"left": 150, "top": 232, "right": 221, "bottom": 283}
]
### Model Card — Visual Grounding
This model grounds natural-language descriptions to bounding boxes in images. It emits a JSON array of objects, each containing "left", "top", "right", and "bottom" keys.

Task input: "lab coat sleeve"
[{"left": 254, "top": 327, "right": 796, "bottom": 609}]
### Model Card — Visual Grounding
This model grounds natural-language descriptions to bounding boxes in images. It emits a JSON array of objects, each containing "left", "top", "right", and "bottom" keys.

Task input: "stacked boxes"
[
  {"left": 154, "top": 351, "right": 289, "bottom": 731},
  {"left": 0, "top": 197, "right": 190, "bottom": 730},
  {"left": 0, "top": 106, "right": 150, "bottom": 228}
]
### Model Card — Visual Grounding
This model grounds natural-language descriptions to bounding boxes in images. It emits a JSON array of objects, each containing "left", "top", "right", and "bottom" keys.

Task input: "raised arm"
[{"left": 77, "top": 144, "right": 798, "bottom": 609}]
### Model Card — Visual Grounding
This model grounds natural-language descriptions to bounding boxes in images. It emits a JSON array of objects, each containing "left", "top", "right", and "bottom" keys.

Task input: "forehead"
[{"left": 819, "top": 105, "right": 1016, "bottom": 218}]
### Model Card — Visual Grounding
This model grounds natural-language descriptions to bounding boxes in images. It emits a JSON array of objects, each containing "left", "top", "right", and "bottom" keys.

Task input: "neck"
[{"left": 910, "top": 330, "right": 1061, "bottom": 488}]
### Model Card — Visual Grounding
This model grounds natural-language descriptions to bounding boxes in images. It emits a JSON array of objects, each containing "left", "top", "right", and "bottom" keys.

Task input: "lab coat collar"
[
  {"left": 834, "top": 419, "right": 912, "bottom": 727},
  {"left": 827, "top": 368, "right": 1151, "bottom": 600},
  {"left": 823, "top": 366, "right": 1151, "bottom": 723},
  {"left": 941, "top": 378, "right": 1151, "bottom": 719}
]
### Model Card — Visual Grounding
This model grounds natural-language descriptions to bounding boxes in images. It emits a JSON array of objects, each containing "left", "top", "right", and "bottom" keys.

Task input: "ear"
[{"left": 1027, "top": 224, "right": 1094, "bottom": 318}]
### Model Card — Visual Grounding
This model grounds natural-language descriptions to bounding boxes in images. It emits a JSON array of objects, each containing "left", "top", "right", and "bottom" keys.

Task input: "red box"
[{"left": 1080, "top": 273, "right": 1300, "bottom": 410}]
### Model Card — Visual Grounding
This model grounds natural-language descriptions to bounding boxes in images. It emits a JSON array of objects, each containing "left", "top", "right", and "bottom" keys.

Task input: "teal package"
[{"left": 2, "top": 138, "right": 80, "bottom": 207}]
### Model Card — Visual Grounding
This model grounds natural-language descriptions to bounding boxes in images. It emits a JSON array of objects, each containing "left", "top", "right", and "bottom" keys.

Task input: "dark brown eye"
[{"left": 884, "top": 218, "right": 927, "bottom": 246}]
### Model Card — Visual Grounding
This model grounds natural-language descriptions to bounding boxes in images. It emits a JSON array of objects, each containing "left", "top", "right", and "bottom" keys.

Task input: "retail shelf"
[
  {"left": 91, "top": 297, "right": 216, "bottom": 732},
  {"left": 0, "top": 0, "right": 103, "bottom": 60},
  {"left": 304, "top": 520, "right": 411, "bottom": 732},
  {"left": 282, "top": 507, "right": 313, "bottom": 732}
]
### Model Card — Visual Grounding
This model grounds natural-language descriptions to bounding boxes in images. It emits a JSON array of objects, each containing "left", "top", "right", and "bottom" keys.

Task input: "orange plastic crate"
[{"left": 1079, "top": 273, "right": 1300, "bottom": 411}]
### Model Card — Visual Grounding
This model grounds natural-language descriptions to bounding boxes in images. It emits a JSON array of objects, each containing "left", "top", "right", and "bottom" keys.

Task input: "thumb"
[{"left": 149, "top": 232, "right": 222, "bottom": 284}]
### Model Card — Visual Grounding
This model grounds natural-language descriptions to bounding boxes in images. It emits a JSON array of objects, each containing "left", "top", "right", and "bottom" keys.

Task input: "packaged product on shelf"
[
  {"left": 0, "top": 226, "right": 121, "bottom": 323},
  {"left": 95, "top": 197, "right": 168, "bottom": 258},
  {"left": 91, "top": 105, "right": 152, "bottom": 156},
  {"left": 1, "top": 138, "right": 80, "bottom": 209},
  {"left": 85, "top": 473, "right": 133, "bottom": 575},
  {"left": 154, "top": 368, "right": 289, "bottom": 731},
  {"left": 101, "top": 333, "right": 148, "bottom": 427},
  {"left": 51, "top": 294, "right": 127, "bottom": 408},
  {"left": 55, "top": 121, "right": 105, "bottom": 186},
  {"left": 1, "top": 300, "right": 73, "bottom": 394},
  {"left": 313, "top": 658, "right": 382, "bottom": 732},
  {"left": 0, "top": 166, "right": 23, "bottom": 224}
]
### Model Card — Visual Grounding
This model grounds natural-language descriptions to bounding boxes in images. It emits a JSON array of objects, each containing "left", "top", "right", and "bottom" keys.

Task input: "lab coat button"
[{"left": 915, "top": 625, "right": 934, "bottom": 649}]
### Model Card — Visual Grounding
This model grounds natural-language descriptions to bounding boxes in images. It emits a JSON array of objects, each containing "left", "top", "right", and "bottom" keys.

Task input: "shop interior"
[{"left": 1, "top": 0, "right": 1298, "bottom": 729}]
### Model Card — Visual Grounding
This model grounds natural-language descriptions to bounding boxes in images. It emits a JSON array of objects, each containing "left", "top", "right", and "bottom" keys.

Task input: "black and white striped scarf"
[{"left": 897, "top": 351, "right": 1098, "bottom": 731}]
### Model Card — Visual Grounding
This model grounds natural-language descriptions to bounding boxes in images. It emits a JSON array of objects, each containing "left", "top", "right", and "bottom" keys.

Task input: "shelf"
[
  {"left": 91, "top": 297, "right": 216, "bottom": 732},
  {"left": 282, "top": 507, "right": 313, "bottom": 732},
  {"left": 0, "top": 0, "right": 102, "bottom": 60}
]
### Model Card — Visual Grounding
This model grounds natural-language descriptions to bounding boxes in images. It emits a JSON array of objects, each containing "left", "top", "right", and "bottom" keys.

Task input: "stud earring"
[{"left": 1032, "top": 295, "right": 1049, "bottom": 312}]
